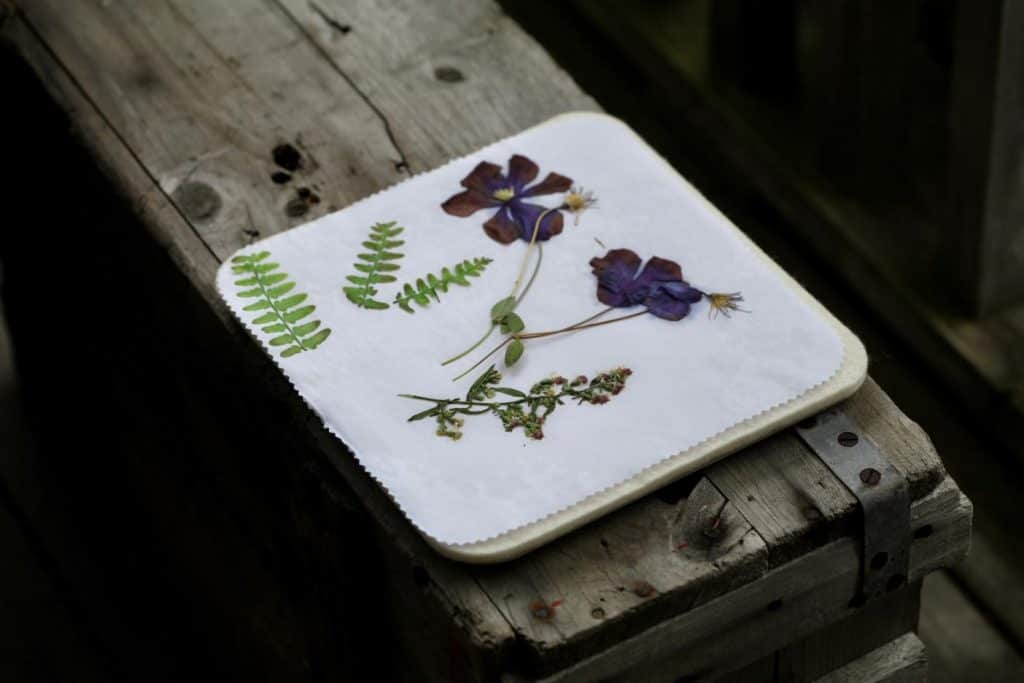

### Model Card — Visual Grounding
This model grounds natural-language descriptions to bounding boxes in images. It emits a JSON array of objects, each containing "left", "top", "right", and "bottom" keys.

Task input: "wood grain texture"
[
  {"left": 814, "top": 632, "right": 927, "bottom": 683},
  {"left": 2, "top": 0, "right": 965, "bottom": 678}
]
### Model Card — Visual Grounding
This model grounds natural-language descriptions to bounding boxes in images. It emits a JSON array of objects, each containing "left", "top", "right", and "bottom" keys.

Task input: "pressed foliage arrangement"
[
  {"left": 243, "top": 150, "right": 746, "bottom": 440},
  {"left": 232, "top": 251, "right": 331, "bottom": 357}
]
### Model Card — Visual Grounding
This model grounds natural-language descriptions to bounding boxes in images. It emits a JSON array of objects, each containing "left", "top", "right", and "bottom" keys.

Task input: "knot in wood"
[
  {"left": 172, "top": 181, "right": 221, "bottom": 222},
  {"left": 434, "top": 66, "right": 465, "bottom": 83},
  {"left": 632, "top": 580, "right": 655, "bottom": 598}
]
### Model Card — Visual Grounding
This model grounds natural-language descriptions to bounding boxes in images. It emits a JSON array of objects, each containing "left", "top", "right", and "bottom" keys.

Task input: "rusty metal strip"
[{"left": 795, "top": 409, "right": 911, "bottom": 603}]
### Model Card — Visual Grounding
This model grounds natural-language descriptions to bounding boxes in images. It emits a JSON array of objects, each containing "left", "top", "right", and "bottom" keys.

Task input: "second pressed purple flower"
[{"left": 589, "top": 249, "right": 704, "bottom": 321}]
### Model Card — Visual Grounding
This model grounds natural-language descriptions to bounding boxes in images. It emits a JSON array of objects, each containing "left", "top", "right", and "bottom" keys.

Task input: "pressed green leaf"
[
  {"left": 363, "top": 299, "right": 390, "bottom": 310},
  {"left": 235, "top": 276, "right": 258, "bottom": 287},
  {"left": 492, "top": 387, "right": 526, "bottom": 398},
  {"left": 231, "top": 254, "right": 252, "bottom": 264},
  {"left": 252, "top": 312, "right": 278, "bottom": 325},
  {"left": 253, "top": 263, "right": 280, "bottom": 274},
  {"left": 237, "top": 288, "right": 262, "bottom": 298},
  {"left": 381, "top": 240, "right": 405, "bottom": 248},
  {"left": 284, "top": 305, "right": 315, "bottom": 322},
  {"left": 250, "top": 251, "right": 272, "bottom": 262},
  {"left": 398, "top": 299, "right": 414, "bottom": 313},
  {"left": 277, "top": 293, "right": 308, "bottom": 309},
  {"left": 491, "top": 296, "right": 516, "bottom": 321},
  {"left": 504, "top": 339, "right": 524, "bottom": 366},
  {"left": 269, "top": 334, "right": 293, "bottom": 346},
  {"left": 281, "top": 345, "right": 303, "bottom": 358},
  {"left": 243, "top": 300, "right": 271, "bottom": 311},
  {"left": 408, "top": 406, "right": 439, "bottom": 422},
  {"left": 261, "top": 273, "right": 288, "bottom": 286},
  {"left": 263, "top": 323, "right": 287, "bottom": 334},
  {"left": 267, "top": 282, "right": 296, "bottom": 298},
  {"left": 502, "top": 313, "right": 525, "bottom": 334},
  {"left": 377, "top": 251, "right": 404, "bottom": 261},
  {"left": 347, "top": 275, "right": 369, "bottom": 285},
  {"left": 304, "top": 328, "right": 332, "bottom": 348},
  {"left": 344, "top": 289, "right": 364, "bottom": 304},
  {"left": 357, "top": 252, "right": 381, "bottom": 262},
  {"left": 376, "top": 262, "right": 401, "bottom": 272},
  {"left": 292, "top": 320, "right": 321, "bottom": 336}
]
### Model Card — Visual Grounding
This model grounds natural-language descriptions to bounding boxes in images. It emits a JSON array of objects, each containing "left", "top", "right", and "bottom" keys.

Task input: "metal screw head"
[
  {"left": 838, "top": 431, "right": 859, "bottom": 447},
  {"left": 859, "top": 467, "right": 882, "bottom": 485}
]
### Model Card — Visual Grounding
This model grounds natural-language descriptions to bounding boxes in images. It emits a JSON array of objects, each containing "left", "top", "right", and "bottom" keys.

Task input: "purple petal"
[
  {"left": 644, "top": 290, "right": 695, "bottom": 321},
  {"left": 589, "top": 249, "right": 642, "bottom": 307},
  {"left": 482, "top": 206, "right": 521, "bottom": 244},
  {"left": 442, "top": 189, "right": 498, "bottom": 217},
  {"left": 508, "top": 201, "right": 565, "bottom": 242},
  {"left": 659, "top": 281, "right": 703, "bottom": 303},
  {"left": 634, "top": 256, "right": 684, "bottom": 291},
  {"left": 521, "top": 172, "right": 573, "bottom": 198},
  {"left": 506, "top": 155, "right": 539, "bottom": 191},
  {"left": 460, "top": 161, "right": 505, "bottom": 193}
]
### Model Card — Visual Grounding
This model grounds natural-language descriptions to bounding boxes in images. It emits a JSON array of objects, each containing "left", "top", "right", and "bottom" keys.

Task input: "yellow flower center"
[
  {"left": 492, "top": 187, "right": 515, "bottom": 202},
  {"left": 565, "top": 192, "right": 587, "bottom": 212}
]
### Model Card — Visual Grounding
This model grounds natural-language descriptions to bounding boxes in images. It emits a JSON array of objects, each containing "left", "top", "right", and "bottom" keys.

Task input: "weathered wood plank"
[
  {"left": 814, "top": 632, "right": 927, "bottom": 683},
  {"left": 523, "top": 480, "right": 969, "bottom": 681}
]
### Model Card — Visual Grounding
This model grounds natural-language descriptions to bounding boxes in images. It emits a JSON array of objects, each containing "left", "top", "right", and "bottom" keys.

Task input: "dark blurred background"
[{"left": 2, "top": 1, "right": 1024, "bottom": 681}]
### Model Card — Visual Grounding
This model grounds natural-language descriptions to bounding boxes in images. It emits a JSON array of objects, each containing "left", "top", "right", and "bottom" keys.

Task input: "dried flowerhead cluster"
[{"left": 401, "top": 365, "right": 633, "bottom": 441}]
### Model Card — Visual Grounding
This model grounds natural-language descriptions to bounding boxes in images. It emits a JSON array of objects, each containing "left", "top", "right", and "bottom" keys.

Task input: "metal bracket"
[{"left": 795, "top": 409, "right": 910, "bottom": 603}]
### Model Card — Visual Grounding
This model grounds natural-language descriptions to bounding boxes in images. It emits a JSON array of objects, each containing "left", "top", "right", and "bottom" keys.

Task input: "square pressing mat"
[{"left": 216, "top": 113, "right": 866, "bottom": 563}]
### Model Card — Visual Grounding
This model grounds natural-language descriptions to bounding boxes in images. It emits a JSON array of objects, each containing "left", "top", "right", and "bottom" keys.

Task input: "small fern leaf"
[
  {"left": 393, "top": 256, "right": 492, "bottom": 313},
  {"left": 305, "top": 329, "right": 332, "bottom": 349},
  {"left": 292, "top": 320, "right": 321, "bottom": 336},
  {"left": 284, "top": 305, "right": 315, "bottom": 323},
  {"left": 344, "top": 221, "right": 406, "bottom": 310},
  {"left": 278, "top": 293, "right": 308, "bottom": 310},
  {"left": 232, "top": 250, "right": 331, "bottom": 358}
]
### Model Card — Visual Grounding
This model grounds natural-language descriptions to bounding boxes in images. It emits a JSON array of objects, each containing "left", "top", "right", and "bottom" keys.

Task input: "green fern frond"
[
  {"left": 344, "top": 221, "right": 405, "bottom": 310},
  {"left": 231, "top": 251, "right": 332, "bottom": 357},
  {"left": 394, "top": 257, "right": 493, "bottom": 313}
]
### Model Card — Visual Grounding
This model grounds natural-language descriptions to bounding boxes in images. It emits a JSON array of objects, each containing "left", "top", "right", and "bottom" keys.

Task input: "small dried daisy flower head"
[
  {"left": 704, "top": 291, "right": 747, "bottom": 319},
  {"left": 563, "top": 186, "right": 597, "bottom": 225}
]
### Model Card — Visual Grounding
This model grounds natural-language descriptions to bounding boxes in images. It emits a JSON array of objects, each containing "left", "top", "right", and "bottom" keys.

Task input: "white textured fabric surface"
[{"left": 216, "top": 113, "right": 844, "bottom": 545}]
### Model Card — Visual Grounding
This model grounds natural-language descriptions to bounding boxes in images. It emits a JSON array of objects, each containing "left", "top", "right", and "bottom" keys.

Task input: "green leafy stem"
[
  {"left": 344, "top": 221, "right": 405, "bottom": 310},
  {"left": 394, "top": 257, "right": 493, "bottom": 313},
  {"left": 400, "top": 365, "right": 633, "bottom": 440},
  {"left": 232, "top": 251, "right": 331, "bottom": 357}
]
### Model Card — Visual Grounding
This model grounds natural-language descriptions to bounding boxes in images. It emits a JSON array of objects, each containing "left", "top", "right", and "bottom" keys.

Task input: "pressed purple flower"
[
  {"left": 589, "top": 249, "right": 703, "bottom": 321},
  {"left": 441, "top": 154, "right": 573, "bottom": 244}
]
